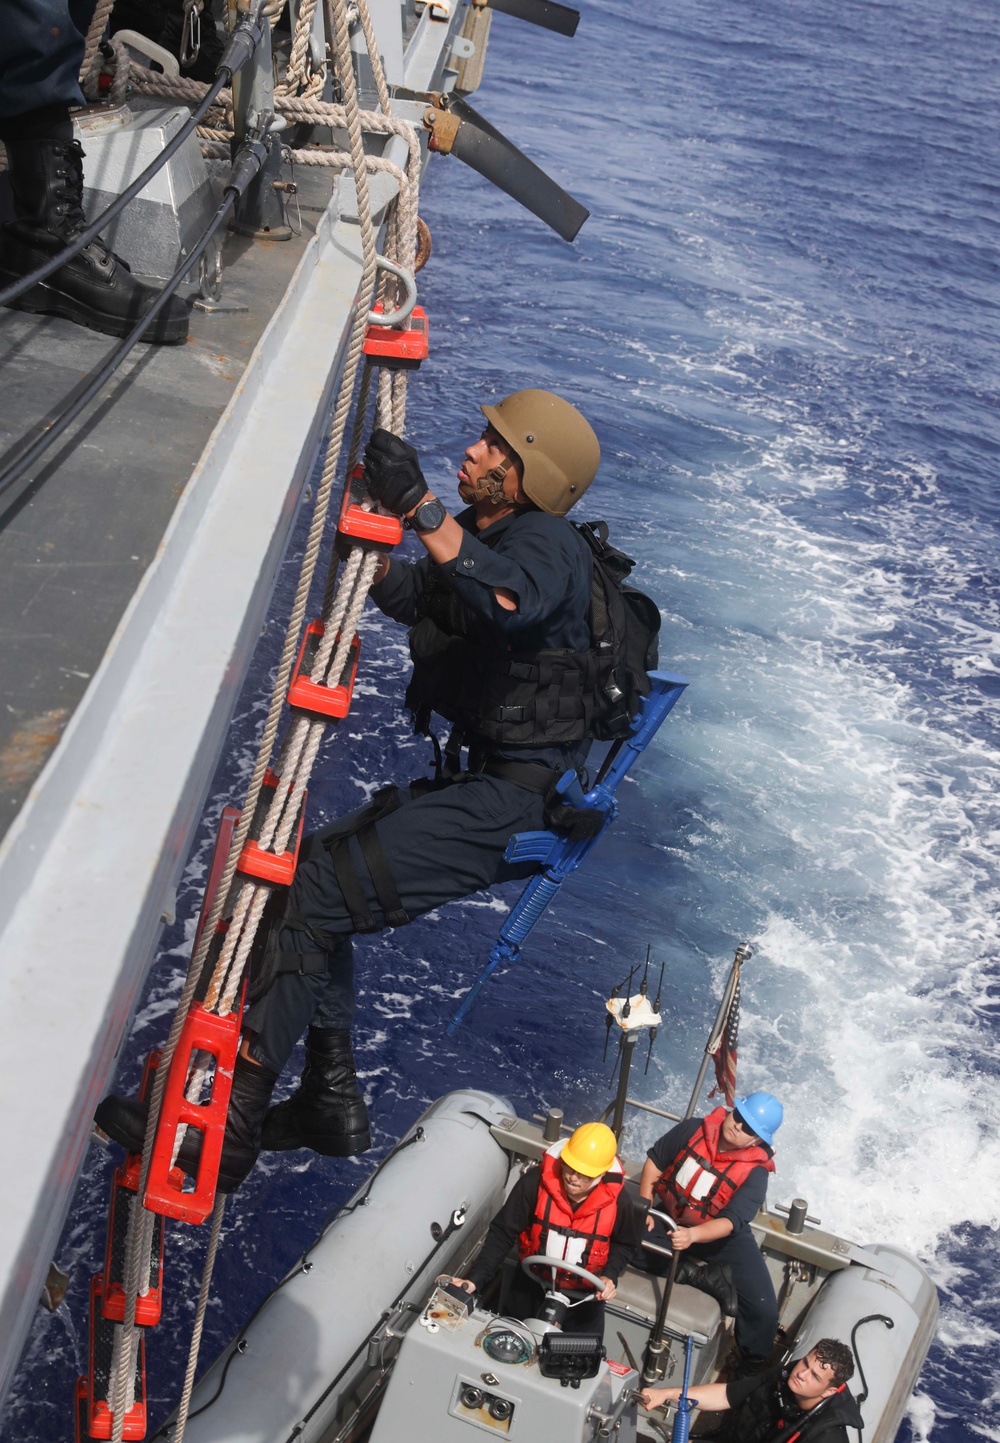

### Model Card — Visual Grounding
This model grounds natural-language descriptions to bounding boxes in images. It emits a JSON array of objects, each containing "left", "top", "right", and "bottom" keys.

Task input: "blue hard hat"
[{"left": 734, "top": 1092, "right": 783, "bottom": 1147}]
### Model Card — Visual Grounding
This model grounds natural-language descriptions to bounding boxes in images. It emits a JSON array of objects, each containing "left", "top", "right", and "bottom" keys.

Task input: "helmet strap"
[{"left": 463, "top": 457, "right": 512, "bottom": 506}]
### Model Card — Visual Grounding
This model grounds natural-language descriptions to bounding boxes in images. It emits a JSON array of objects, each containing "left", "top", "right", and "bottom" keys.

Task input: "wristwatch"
[{"left": 407, "top": 496, "right": 448, "bottom": 534}]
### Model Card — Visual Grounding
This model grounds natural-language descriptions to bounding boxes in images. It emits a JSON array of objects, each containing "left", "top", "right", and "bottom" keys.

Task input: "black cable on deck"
[
  {"left": 0, "top": 16, "right": 263, "bottom": 309},
  {"left": 0, "top": 140, "right": 267, "bottom": 505}
]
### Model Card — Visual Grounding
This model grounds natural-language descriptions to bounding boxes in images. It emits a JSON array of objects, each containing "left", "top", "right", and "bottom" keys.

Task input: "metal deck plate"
[{"left": 0, "top": 166, "right": 335, "bottom": 839}]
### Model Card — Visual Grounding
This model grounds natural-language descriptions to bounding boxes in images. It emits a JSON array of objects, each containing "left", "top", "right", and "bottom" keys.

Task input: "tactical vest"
[
  {"left": 518, "top": 1145, "right": 625, "bottom": 1290},
  {"left": 406, "top": 550, "right": 601, "bottom": 750},
  {"left": 655, "top": 1108, "right": 775, "bottom": 1226}
]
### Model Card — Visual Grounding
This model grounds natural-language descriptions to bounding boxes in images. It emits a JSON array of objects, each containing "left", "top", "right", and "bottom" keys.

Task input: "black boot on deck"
[
  {"left": 95, "top": 1055, "right": 279, "bottom": 1193},
  {"left": 260, "top": 1027, "right": 371, "bottom": 1157},
  {"left": 674, "top": 1256, "right": 738, "bottom": 1317},
  {"left": 0, "top": 135, "right": 190, "bottom": 343}
]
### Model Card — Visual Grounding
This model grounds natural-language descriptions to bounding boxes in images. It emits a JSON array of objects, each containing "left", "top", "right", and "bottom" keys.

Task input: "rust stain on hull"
[{"left": 0, "top": 709, "right": 71, "bottom": 789}]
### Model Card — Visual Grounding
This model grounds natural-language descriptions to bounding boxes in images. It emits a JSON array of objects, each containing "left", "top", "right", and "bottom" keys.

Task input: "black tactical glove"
[{"left": 363, "top": 429, "right": 428, "bottom": 515}]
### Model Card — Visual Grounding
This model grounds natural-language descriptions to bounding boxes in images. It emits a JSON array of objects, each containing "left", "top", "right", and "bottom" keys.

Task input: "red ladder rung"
[
  {"left": 142, "top": 996, "right": 244, "bottom": 1225},
  {"left": 236, "top": 771, "right": 306, "bottom": 886},
  {"left": 87, "top": 1276, "right": 147, "bottom": 1440},
  {"left": 101, "top": 1154, "right": 166, "bottom": 1326},
  {"left": 286, "top": 620, "right": 361, "bottom": 722},
  {"left": 337, "top": 462, "right": 404, "bottom": 549},
  {"left": 363, "top": 303, "right": 429, "bottom": 370}
]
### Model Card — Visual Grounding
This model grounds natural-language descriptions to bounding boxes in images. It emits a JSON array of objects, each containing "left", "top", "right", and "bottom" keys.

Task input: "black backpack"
[{"left": 573, "top": 520, "right": 661, "bottom": 740}]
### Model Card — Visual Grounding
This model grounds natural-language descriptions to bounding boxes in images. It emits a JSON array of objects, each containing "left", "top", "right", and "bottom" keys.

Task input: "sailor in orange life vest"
[
  {"left": 449, "top": 1122, "right": 640, "bottom": 1335},
  {"left": 639, "top": 1339, "right": 862, "bottom": 1443},
  {"left": 636, "top": 1092, "right": 784, "bottom": 1369}
]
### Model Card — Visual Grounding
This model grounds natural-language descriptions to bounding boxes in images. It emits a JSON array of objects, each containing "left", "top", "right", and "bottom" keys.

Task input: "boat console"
[{"left": 368, "top": 1286, "right": 639, "bottom": 1443}]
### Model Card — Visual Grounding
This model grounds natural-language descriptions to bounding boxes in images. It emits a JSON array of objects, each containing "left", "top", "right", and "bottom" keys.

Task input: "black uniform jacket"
[
  {"left": 370, "top": 506, "right": 593, "bottom": 769},
  {"left": 726, "top": 1363, "right": 865, "bottom": 1443}
]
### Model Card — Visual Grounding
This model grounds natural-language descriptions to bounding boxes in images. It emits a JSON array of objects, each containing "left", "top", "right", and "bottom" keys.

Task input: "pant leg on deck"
[
  {"left": 0, "top": 0, "right": 96, "bottom": 125},
  {"left": 693, "top": 1230, "right": 778, "bottom": 1359}
]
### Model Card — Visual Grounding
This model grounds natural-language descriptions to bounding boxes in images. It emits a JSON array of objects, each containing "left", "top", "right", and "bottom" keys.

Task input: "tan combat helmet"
[{"left": 481, "top": 389, "right": 600, "bottom": 517}]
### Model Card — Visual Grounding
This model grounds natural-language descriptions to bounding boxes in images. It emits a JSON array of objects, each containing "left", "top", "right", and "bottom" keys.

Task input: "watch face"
[{"left": 413, "top": 499, "right": 446, "bottom": 532}]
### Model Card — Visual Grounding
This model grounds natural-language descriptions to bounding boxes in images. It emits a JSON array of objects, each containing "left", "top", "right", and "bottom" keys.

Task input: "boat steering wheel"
[{"left": 520, "top": 1254, "right": 605, "bottom": 1303}]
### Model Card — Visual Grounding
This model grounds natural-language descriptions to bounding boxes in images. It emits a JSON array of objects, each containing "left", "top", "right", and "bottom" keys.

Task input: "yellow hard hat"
[
  {"left": 561, "top": 1122, "right": 617, "bottom": 1178},
  {"left": 480, "top": 389, "right": 600, "bottom": 517}
]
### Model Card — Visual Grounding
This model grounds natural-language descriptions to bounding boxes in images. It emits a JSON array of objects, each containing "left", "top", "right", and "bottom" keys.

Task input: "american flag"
[{"left": 708, "top": 957, "right": 741, "bottom": 1108}]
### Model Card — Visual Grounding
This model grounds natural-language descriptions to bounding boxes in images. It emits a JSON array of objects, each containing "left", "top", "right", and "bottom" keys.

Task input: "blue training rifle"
[
  {"left": 671, "top": 1334, "right": 696, "bottom": 1443},
  {"left": 447, "top": 671, "right": 688, "bottom": 1033}
]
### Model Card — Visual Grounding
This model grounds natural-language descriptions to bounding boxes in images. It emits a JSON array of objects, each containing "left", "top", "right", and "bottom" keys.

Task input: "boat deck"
[{"left": 0, "top": 164, "right": 336, "bottom": 841}]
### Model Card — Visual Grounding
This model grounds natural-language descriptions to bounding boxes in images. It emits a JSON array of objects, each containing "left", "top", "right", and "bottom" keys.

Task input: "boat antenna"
[
  {"left": 621, "top": 964, "right": 635, "bottom": 1022},
  {"left": 645, "top": 954, "right": 666, "bottom": 1076},
  {"left": 603, "top": 959, "right": 663, "bottom": 1139},
  {"left": 603, "top": 979, "right": 622, "bottom": 1064},
  {"left": 606, "top": 967, "right": 634, "bottom": 1088}
]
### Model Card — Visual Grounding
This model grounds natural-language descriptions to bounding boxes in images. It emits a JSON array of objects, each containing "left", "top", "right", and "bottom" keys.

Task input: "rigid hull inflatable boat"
[{"left": 170, "top": 991, "right": 938, "bottom": 1443}]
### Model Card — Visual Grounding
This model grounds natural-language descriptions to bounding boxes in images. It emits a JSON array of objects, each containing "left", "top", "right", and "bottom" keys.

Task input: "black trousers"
[
  {"left": 0, "top": 1, "right": 96, "bottom": 125},
  {"left": 635, "top": 1217, "right": 778, "bottom": 1359},
  {"left": 244, "top": 774, "right": 546, "bottom": 1073}
]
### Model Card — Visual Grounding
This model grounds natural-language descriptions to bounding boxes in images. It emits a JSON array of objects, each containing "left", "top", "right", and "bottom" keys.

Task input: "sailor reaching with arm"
[{"left": 641, "top": 1340, "right": 862, "bottom": 1443}]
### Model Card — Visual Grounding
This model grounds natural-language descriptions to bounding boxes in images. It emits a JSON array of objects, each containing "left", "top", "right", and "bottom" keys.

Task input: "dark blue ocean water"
[{"left": 4, "top": 0, "right": 999, "bottom": 1438}]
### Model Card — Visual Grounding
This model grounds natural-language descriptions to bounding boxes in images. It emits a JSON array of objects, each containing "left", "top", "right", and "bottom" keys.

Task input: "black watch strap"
[{"left": 407, "top": 497, "right": 448, "bottom": 534}]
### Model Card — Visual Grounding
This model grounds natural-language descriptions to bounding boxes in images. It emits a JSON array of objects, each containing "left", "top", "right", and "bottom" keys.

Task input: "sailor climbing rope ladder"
[
  {"left": 92, "top": 382, "right": 686, "bottom": 1437},
  {"left": 70, "top": 4, "right": 674, "bottom": 1434},
  {"left": 98, "top": 388, "right": 686, "bottom": 1185},
  {"left": 93, "top": 388, "right": 685, "bottom": 1427}
]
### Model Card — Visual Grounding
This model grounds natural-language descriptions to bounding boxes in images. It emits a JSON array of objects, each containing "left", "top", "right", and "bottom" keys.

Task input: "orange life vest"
[
  {"left": 518, "top": 1144, "right": 625, "bottom": 1290},
  {"left": 654, "top": 1107, "right": 775, "bottom": 1226}
]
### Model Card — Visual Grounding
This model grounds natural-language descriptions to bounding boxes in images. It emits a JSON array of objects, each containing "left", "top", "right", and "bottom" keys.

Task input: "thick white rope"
[
  {"left": 162, "top": 0, "right": 415, "bottom": 1433},
  {"left": 106, "top": 1, "right": 420, "bottom": 1432},
  {"left": 171, "top": 1197, "right": 226, "bottom": 1443},
  {"left": 275, "top": 0, "right": 326, "bottom": 98},
  {"left": 79, "top": 0, "right": 118, "bottom": 85}
]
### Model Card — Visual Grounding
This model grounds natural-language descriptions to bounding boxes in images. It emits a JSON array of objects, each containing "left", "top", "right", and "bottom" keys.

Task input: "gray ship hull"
[{"left": 0, "top": 0, "right": 480, "bottom": 1403}]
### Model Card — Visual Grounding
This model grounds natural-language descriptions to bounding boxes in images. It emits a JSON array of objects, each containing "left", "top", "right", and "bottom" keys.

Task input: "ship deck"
[{"left": 0, "top": 166, "right": 335, "bottom": 840}]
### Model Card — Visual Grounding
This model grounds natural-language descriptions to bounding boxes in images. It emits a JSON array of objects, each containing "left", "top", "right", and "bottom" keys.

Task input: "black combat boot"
[
  {"left": 675, "top": 1255, "right": 738, "bottom": 1317},
  {"left": 260, "top": 1027, "right": 371, "bottom": 1157},
  {"left": 0, "top": 134, "right": 190, "bottom": 343},
  {"left": 95, "top": 1054, "right": 279, "bottom": 1193}
]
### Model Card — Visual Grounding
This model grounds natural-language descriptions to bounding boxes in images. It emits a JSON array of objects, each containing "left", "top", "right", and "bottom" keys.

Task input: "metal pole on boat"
[
  {"left": 603, "top": 964, "right": 663, "bottom": 1137},
  {"left": 641, "top": 1249, "right": 681, "bottom": 1387},
  {"left": 610, "top": 1031, "right": 638, "bottom": 1140},
  {"left": 683, "top": 943, "right": 750, "bottom": 1119}
]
